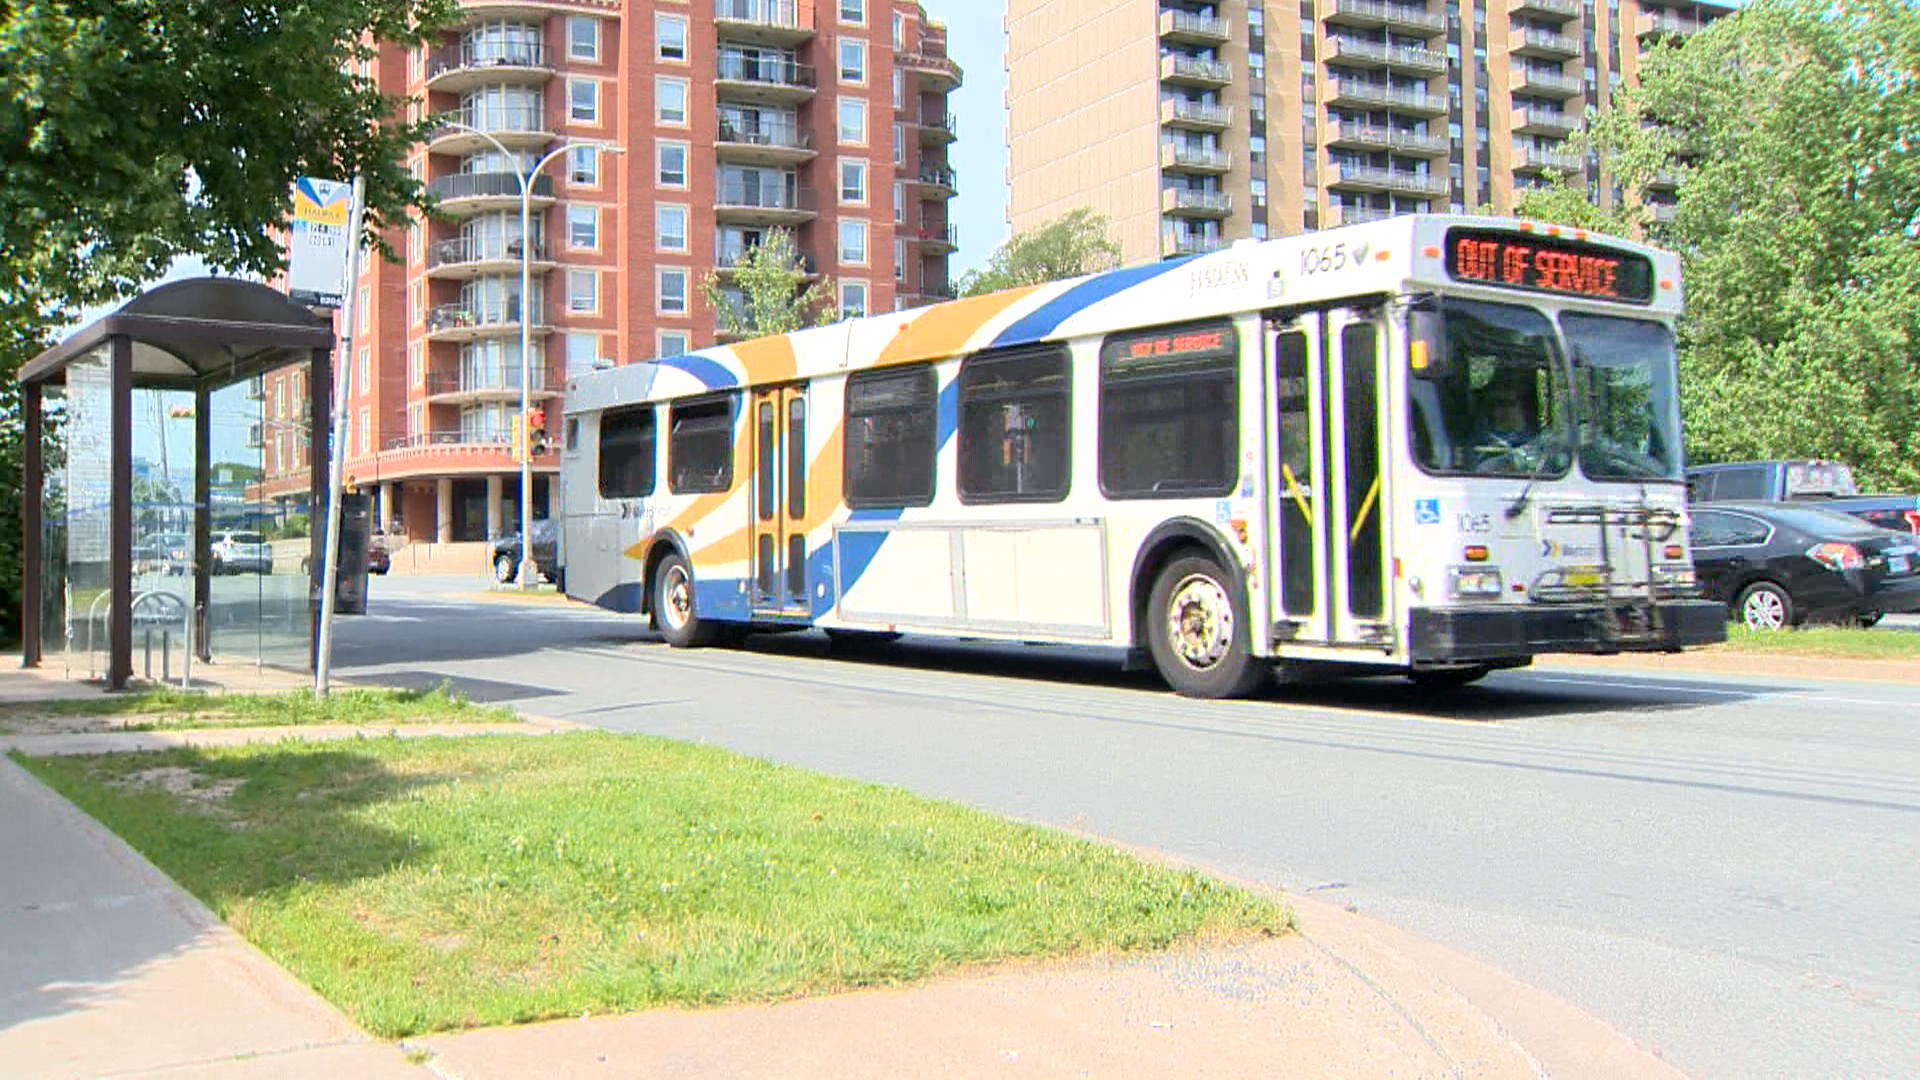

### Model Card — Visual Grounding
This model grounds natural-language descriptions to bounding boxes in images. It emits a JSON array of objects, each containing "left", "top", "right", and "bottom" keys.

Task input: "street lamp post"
[{"left": 438, "top": 121, "right": 623, "bottom": 587}]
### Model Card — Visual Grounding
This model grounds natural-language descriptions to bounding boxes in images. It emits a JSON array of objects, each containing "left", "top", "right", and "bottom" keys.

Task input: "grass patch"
[
  {"left": 0, "top": 685, "right": 516, "bottom": 734},
  {"left": 1717, "top": 624, "right": 1920, "bottom": 660},
  {"left": 19, "top": 733, "right": 1289, "bottom": 1037}
]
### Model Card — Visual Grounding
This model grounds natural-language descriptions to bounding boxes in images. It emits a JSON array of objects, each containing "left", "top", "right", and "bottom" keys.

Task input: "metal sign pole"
[{"left": 314, "top": 176, "right": 367, "bottom": 698}]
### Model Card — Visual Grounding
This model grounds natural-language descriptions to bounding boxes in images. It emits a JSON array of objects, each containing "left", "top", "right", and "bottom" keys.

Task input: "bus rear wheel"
[
  {"left": 1146, "top": 554, "right": 1267, "bottom": 699},
  {"left": 653, "top": 552, "right": 715, "bottom": 648}
]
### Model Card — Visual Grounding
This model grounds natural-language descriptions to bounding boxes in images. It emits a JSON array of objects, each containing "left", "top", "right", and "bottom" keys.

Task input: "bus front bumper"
[{"left": 1408, "top": 600, "right": 1727, "bottom": 662}]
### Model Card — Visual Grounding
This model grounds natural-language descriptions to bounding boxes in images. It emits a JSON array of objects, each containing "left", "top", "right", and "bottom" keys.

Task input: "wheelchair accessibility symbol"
[{"left": 1414, "top": 499, "right": 1441, "bottom": 525}]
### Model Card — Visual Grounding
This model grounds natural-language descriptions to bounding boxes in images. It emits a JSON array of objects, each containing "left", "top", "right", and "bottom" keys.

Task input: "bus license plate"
[
  {"left": 1565, "top": 569, "right": 1606, "bottom": 587},
  {"left": 1891, "top": 554, "right": 1911, "bottom": 575}
]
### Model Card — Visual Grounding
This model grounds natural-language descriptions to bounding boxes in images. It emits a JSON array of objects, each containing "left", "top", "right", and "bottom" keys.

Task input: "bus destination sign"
[
  {"left": 1125, "top": 329, "right": 1229, "bottom": 360},
  {"left": 1444, "top": 228, "right": 1655, "bottom": 304}
]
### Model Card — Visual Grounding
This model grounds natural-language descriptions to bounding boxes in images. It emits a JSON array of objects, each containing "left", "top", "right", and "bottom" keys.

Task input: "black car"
[
  {"left": 1816, "top": 494, "right": 1920, "bottom": 539},
  {"left": 490, "top": 519, "right": 558, "bottom": 584},
  {"left": 1690, "top": 501, "right": 1920, "bottom": 629}
]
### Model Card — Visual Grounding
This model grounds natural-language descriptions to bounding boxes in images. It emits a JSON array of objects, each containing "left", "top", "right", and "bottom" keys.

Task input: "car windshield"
[
  {"left": 1561, "top": 313, "right": 1684, "bottom": 481},
  {"left": 1410, "top": 299, "right": 1572, "bottom": 477}
]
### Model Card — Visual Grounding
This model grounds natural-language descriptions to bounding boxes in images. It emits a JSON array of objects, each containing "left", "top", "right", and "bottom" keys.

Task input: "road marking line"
[{"left": 1522, "top": 674, "right": 1747, "bottom": 697}]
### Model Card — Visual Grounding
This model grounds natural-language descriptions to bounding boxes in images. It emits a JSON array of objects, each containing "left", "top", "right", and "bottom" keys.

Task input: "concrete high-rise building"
[
  {"left": 1007, "top": 0, "right": 1728, "bottom": 264},
  {"left": 255, "top": 0, "right": 961, "bottom": 546}
]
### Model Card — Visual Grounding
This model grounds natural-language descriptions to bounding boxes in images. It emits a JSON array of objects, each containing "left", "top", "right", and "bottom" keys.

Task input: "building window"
[
  {"left": 958, "top": 346, "right": 1071, "bottom": 503},
  {"left": 569, "top": 78, "right": 598, "bottom": 123},
  {"left": 568, "top": 16, "right": 599, "bottom": 61},
  {"left": 838, "top": 219, "right": 868, "bottom": 265},
  {"left": 839, "top": 39, "right": 866, "bottom": 83},
  {"left": 893, "top": 124, "right": 903, "bottom": 165},
  {"left": 840, "top": 0, "right": 866, "bottom": 24},
  {"left": 1098, "top": 319, "right": 1239, "bottom": 498},
  {"left": 569, "top": 145, "right": 600, "bottom": 187},
  {"left": 568, "top": 269, "right": 598, "bottom": 313},
  {"left": 656, "top": 205, "right": 688, "bottom": 252},
  {"left": 599, "top": 406, "right": 657, "bottom": 499},
  {"left": 657, "top": 78, "right": 688, "bottom": 125},
  {"left": 892, "top": 68, "right": 903, "bottom": 109},
  {"left": 659, "top": 330, "right": 691, "bottom": 357},
  {"left": 566, "top": 332, "right": 599, "bottom": 376},
  {"left": 844, "top": 366, "right": 934, "bottom": 508},
  {"left": 839, "top": 159, "right": 867, "bottom": 204},
  {"left": 657, "top": 141, "right": 688, "bottom": 186},
  {"left": 839, "top": 280, "right": 868, "bottom": 318},
  {"left": 894, "top": 238, "right": 906, "bottom": 281},
  {"left": 408, "top": 342, "right": 423, "bottom": 385},
  {"left": 893, "top": 181, "right": 904, "bottom": 222},
  {"left": 837, "top": 98, "right": 866, "bottom": 145},
  {"left": 656, "top": 14, "right": 688, "bottom": 62},
  {"left": 658, "top": 268, "right": 689, "bottom": 314},
  {"left": 669, "top": 396, "right": 733, "bottom": 494},
  {"left": 567, "top": 205, "right": 599, "bottom": 249}
]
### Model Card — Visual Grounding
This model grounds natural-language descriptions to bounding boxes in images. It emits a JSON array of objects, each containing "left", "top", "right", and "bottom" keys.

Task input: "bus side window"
[
  {"left": 957, "top": 344, "right": 1071, "bottom": 504},
  {"left": 1097, "top": 319, "right": 1239, "bottom": 499},
  {"left": 845, "top": 365, "right": 937, "bottom": 507},
  {"left": 598, "top": 407, "right": 657, "bottom": 499},
  {"left": 668, "top": 395, "right": 735, "bottom": 494}
]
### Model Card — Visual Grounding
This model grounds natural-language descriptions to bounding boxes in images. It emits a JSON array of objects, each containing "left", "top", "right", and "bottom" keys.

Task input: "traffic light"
[
  {"left": 510, "top": 413, "right": 527, "bottom": 463},
  {"left": 527, "top": 407, "right": 548, "bottom": 456}
]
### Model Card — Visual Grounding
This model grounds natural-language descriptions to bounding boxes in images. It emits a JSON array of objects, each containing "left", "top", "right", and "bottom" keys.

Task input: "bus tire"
[
  {"left": 653, "top": 552, "right": 715, "bottom": 648},
  {"left": 1146, "top": 554, "right": 1267, "bottom": 699}
]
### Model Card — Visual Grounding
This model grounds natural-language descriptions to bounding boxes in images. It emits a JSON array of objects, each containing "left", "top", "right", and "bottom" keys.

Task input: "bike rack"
[{"left": 81, "top": 587, "right": 193, "bottom": 688}]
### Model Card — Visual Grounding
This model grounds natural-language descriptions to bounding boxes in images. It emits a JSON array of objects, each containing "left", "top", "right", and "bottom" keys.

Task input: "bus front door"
[
  {"left": 1265, "top": 308, "right": 1392, "bottom": 651},
  {"left": 749, "top": 384, "right": 810, "bottom": 615}
]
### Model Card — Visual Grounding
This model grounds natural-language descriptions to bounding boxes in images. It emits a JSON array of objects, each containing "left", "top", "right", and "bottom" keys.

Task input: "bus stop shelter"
[{"left": 18, "top": 279, "right": 335, "bottom": 690}]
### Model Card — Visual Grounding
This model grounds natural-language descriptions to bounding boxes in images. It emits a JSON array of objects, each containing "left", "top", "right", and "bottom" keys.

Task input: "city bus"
[{"left": 557, "top": 214, "right": 1726, "bottom": 697}]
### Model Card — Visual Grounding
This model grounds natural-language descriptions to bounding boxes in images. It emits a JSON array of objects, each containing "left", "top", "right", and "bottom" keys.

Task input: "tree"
[
  {"left": 1, "top": 0, "right": 455, "bottom": 325},
  {"left": 1507, "top": 175, "right": 1642, "bottom": 240},
  {"left": 1543, "top": 0, "right": 1920, "bottom": 489},
  {"left": 699, "top": 229, "right": 837, "bottom": 338},
  {"left": 958, "top": 208, "right": 1122, "bottom": 297}
]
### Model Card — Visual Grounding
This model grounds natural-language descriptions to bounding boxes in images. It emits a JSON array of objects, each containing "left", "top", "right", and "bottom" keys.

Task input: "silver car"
[{"left": 210, "top": 530, "right": 272, "bottom": 574}]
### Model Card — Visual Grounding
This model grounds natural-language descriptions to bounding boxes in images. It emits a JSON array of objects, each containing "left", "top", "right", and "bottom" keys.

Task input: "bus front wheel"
[
  {"left": 1146, "top": 554, "right": 1267, "bottom": 699},
  {"left": 653, "top": 552, "right": 715, "bottom": 648}
]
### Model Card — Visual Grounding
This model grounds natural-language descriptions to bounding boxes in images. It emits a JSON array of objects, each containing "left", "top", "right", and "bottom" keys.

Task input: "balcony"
[
  {"left": 425, "top": 236, "right": 555, "bottom": 281},
  {"left": 1512, "top": 106, "right": 1579, "bottom": 136},
  {"left": 1324, "top": 121, "right": 1450, "bottom": 157},
  {"left": 1160, "top": 98, "right": 1232, "bottom": 131},
  {"left": 1649, "top": 202, "right": 1679, "bottom": 224},
  {"left": 428, "top": 106, "right": 553, "bottom": 155},
  {"left": 1161, "top": 188, "right": 1233, "bottom": 218},
  {"left": 1327, "top": 163, "right": 1449, "bottom": 197},
  {"left": 1162, "top": 232, "right": 1227, "bottom": 257},
  {"left": 424, "top": 367, "right": 556, "bottom": 405},
  {"left": 1325, "top": 78, "right": 1447, "bottom": 116},
  {"left": 714, "top": 247, "right": 820, "bottom": 274},
  {"left": 1325, "top": 0, "right": 1446, "bottom": 38},
  {"left": 1646, "top": 167, "right": 1682, "bottom": 191},
  {"left": 714, "top": 56, "right": 816, "bottom": 103},
  {"left": 917, "top": 165, "right": 958, "bottom": 197},
  {"left": 916, "top": 280, "right": 958, "bottom": 301},
  {"left": 912, "top": 221, "right": 959, "bottom": 253},
  {"left": 896, "top": 48, "right": 963, "bottom": 90},
  {"left": 1330, "top": 204, "right": 1400, "bottom": 226},
  {"left": 1325, "top": 37, "right": 1448, "bottom": 76},
  {"left": 1513, "top": 146, "right": 1583, "bottom": 175},
  {"left": 1514, "top": 67, "right": 1583, "bottom": 99},
  {"left": 426, "top": 172, "right": 555, "bottom": 217},
  {"left": 918, "top": 112, "right": 957, "bottom": 144},
  {"left": 384, "top": 431, "right": 513, "bottom": 453},
  {"left": 713, "top": 181, "right": 817, "bottom": 225},
  {"left": 245, "top": 376, "right": 265, "bottom": 400},
  {"left": 424, "top": 300, "right": 550, "bottom": 344},
  {"left": 1638, "top": 11, "right": 1709, "bottom": 41},
  {"left": 1160, "top": 143, "right": 1232, "bottom": 173},
  {"left": 1159, "top": 54, "right": 1232, "bottom": 87},
  {"left": 714, "top": 119, "right": 816, "bottom": 164},
  {"left": 1511, "top": 28, "right": 1581, "bottom": 60},
  {"left": 1509, "top": 0, "right": 1580, "bottom": 21},
  {"left": 1158, "top": 9, "right": 1230, "bottom": 45},
  {"left": 425, "top": 42, "right": 553, "bottom": 94},
  {"left": 713, "top": 0, "right": 814, "bottom": 46}
]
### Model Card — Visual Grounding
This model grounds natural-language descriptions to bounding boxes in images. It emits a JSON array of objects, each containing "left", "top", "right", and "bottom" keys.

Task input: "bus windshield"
[
  {"left": 1561, "top": 313, "right": 1683, "bottom": 482},
  {"left": 1410, "top": 299, "right": 1573, "bottom": 478}
]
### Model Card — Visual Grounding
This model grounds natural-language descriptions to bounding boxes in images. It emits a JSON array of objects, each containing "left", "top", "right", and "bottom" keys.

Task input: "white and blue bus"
[{"left": 558, "top": 214, "right": 1724, "bottom": 697}]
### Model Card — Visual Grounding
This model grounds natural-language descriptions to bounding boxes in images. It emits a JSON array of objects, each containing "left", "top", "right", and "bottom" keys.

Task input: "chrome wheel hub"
[
  {"left": 1166, "top": 573, "right": 1233, "bottom": 671},
  {"left": 1742, "top": 590, "right": 1786, "bottom": 630},
  {"left": 663, "top": 567, "right": 694, "bottom": 630}
]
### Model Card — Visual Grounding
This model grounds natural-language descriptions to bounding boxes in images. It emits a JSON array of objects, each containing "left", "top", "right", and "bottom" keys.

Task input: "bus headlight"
[{"left": 1448, "top": 566, "right": 1504, "bottom": 598}]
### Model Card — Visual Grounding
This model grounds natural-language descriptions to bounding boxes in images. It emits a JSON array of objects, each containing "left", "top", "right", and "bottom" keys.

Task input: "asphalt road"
[{"left": 336, "top": 576, "right": 1920, "bottom": 1080}]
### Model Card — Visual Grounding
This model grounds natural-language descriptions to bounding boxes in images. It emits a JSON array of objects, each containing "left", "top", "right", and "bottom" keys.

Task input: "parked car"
[
  {"left": 1689, "top": 501, "right": 1920, "bottom": 629},
  {"left": 136, "top": 531, "right": 191, "bottom": 575},
  {"left": 490, "top": 519, "right": 558, "bottom": 584},
  {"left": 209, "top": 530, "right": 272, "bottom": 574},
  {"left": 1686, "top": 460, "right": 1858, "bottom": 502},
  {"left": 1816, "top": 494, "right": 1920, "bottom": 538},
  {"left": 367, "top": 542, "right": 391, "bottom": 575}
]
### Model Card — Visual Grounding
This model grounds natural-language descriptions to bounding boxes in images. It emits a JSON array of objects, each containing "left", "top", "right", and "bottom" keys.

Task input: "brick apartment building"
[
  {"left": 1007, "top": 0, "right": 1728, "bottom": 263},
  {"left": 254, "top": 0, "right": 961, "bottom": 545}
]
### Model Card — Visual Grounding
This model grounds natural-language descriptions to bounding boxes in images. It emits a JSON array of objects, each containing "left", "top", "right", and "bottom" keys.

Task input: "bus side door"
[{"left": 749, "top": 384, "right": 810, "bottom": 615}]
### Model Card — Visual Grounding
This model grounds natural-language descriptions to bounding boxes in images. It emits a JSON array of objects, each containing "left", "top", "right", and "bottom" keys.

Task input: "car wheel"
[
  {"left": 493, "top": 554, "right": 516, "bottom": 584},
  {"left": 1736, "top": 581, "right": 1794, "bottom": 631},
  {"left": 653, "top": 551, "right": 716, "bottom": 648},
  {"left": 1408, "top": 665, "right": 1492, "bottom": 690},
  {"left": 1145, "top": 553, "right": 1268, "bottom": 699}
]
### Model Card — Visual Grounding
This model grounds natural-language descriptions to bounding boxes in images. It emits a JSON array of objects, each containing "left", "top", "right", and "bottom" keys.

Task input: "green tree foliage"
[
  {"left": 699, "top": 229, "right": 837, "bottom": 338},
  {"left": 958, "top": 208, "right": 1123, "bottom": 297},
  {"left": 0, "top": 0, "right": 455, "bottom": 324},
  {"left": 1507, "top": 177, "right": 1642, "bottom": 240},
  {"left": 1538, "top": 0, "right": 1920, "bottom": 488}
]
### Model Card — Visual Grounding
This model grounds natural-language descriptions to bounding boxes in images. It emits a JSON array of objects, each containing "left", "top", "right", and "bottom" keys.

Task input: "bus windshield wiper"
[{"left": 1504, "top": 427, "right": 1567, "bottom": 520}]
